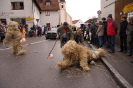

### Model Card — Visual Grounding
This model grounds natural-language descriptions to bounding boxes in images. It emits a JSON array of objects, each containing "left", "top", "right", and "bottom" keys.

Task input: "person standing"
[
  {"left": 102, "top": 17, "right": 109, "bottom": 47},
  {"left": 73, "top": 28, "right": 85, "bottom": 46},
  {"left": 56, "top": 22, "right": 73, "bottom": 48},
  {"left": 118, "top": 15, "right": 128, "bottom": 53},
  {"left": 96, "top": 21, "right": 104, "bottom": 48},
  {"left": 107, "top": 14, "right": 118, "bottom": 53},
  {"left": 126, "top": 17, "right": 133, "bottom": 56},
  {"left": 90, "top": 21, "right": 95, "bottom": 44},
  {"left": 25, "top": 24, "right": 28, "bottom": 37},
  {"left": 22, "top": 25, "right": 26, "bottom": 39}
]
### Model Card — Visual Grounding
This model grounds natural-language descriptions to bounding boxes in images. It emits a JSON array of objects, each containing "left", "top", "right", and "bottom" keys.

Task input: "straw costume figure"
[
  {"left": 3, "top": 21, "right": 26, "bottom": 55},
  {"left": 57, "top": 40, "right": 105, "bottom": 71}
]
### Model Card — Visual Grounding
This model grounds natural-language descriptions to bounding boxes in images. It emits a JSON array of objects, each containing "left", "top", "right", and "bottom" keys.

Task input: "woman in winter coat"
[
  {"left": 96, "top": 21, "right": 104, "bottom": 48},
  {"left": 126, "top": 17, "right": 133, "bottom": 56}
]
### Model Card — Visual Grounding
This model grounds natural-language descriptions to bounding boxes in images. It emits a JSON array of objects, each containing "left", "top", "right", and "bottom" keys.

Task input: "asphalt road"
[{"left": 0, "top": 36, "right": 121, "bottom": 88}]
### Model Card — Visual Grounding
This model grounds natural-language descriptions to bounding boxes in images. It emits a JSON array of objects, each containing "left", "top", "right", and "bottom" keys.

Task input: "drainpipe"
[{"left": 32, "top": 0, "right": 34, "bottom": 24}]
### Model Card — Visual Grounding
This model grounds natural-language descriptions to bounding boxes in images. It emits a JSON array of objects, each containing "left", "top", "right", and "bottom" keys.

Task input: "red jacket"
[{"left": 107, "top": 19, "right": 116, "bottom": 36}]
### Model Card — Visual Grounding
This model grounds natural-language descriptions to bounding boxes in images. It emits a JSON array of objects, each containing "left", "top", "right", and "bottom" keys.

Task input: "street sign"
[
  {"left": 97, "top": 10, "right": 102, "bottom": 15},
  {"left": 123, "top": 2, "right": 133, "bottom": 13},
  {"left": 36, "top": 19, "right": 39, "bottom": 22},
  {"left": 26, "top": 17, "right": 34, "bottom": 21}
]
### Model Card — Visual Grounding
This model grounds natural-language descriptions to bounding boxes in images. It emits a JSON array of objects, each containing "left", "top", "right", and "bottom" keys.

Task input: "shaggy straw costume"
[
  {"left": 3, "top": 21, "right": 26, "bottom": 55},
  {"left": 57, "top": 40, "right": 105, "bottom": 71}
]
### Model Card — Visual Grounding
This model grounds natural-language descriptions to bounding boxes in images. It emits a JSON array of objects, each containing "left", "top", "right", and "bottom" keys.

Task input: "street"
[{"left": 0, "top": 36, "right": 121, "bottom": 88}]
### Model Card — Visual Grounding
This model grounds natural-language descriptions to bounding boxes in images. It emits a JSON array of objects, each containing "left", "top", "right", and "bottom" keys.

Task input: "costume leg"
[
  {"left": 16, "top": 43, "right": 26, "bottom": 55},
  {"left": 79, "top": 55, "right": 90, "bottom": 71},
  {"left": 57, "top": 56, "right": 74, "bottom": 69}
]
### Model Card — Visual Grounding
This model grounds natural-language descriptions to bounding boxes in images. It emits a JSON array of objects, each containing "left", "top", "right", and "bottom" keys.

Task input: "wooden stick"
[{"left": 47, "top": 39, "right": 58, "bottom": 59}]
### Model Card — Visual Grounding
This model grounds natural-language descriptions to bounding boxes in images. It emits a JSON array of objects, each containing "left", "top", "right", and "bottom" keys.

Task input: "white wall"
[
  {"left": 73, "top": 19, "right": 84, "bottom": 27},
  {"left": 0, "top": 0, "right": 33, "bottom": 23},
  {"left": 33, "top": 3, "right": 41, "bottom": 26},
  {"left": 0, "top": 0, "right": 41, "bottom": 30},
  {"left": 60, "top": 10, "right": 65, "bottom": 24},
  {"left": 40, "top": 11, "right": 59, "bottom": 27},
  {"left": 101, "top": 0, "right": 115, "bottom": 19},
  {"left": 67, "top": 13, "right": 71, "bottom": 25}
]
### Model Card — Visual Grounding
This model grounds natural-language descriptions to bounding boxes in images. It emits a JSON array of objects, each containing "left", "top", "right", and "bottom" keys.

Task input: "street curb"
[{"left": 89, "top": 44, "right": 133, "bottom": 88}]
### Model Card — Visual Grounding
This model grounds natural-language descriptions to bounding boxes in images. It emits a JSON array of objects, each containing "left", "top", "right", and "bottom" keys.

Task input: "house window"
[
  {"left": 45, "top": 11, "right": 50, "bottom": 16},
  {"left": 62, "top": 5, "right": 63, "bottom": 8},
  {"left": 40, "top": 0, "right": 43, "bottom": 3},
  {"left": 38, "top": 0, "right": 43, "bottom": 3},
  {"left": 11, "top": 2, "right": 24, "bottom": 10},
  {"left": 45, "top": 1, "right": 51, "bottom": 5},
  {"left": 0, "top": 19, "right": 7, "bottom": 25}
]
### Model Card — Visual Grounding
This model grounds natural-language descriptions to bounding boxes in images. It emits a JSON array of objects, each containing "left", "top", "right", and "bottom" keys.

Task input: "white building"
[
  {"left": 0, "top": 0, "right": 41, "bottom": 29},
  {"left": 0, "top": 0, "right": 72, "bottom": 29},
  {"left": 72, "top": 19, "right": 84, "bottom": 28},
  {"left": 101, "top": 0, "right": 116, "bottom": 19},
  {"left": 38, "top": 0, "right": 72, "bottom": 28}
]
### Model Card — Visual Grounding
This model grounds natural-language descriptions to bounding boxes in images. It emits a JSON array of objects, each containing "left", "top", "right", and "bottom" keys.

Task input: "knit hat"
[
  {"left": 63, "top": 22, "right": 69, "bottom": 27},
  {"left": 107, "top": 14, "right": 112, "bottom": 18}
]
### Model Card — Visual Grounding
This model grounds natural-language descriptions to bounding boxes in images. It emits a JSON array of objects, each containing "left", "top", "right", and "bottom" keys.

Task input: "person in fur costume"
[
  {"left": 57, "top": 40, "right": 105, "bottom": 71},
  {"left": 3, "top": 21, "right": 26, "bottom": 55}
]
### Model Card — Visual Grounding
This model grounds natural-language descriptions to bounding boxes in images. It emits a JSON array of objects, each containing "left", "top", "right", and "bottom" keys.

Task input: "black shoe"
[
  {"left": 123, "top": 50, "right": 127, "bottom": 53},
  {"left": 127, "top": 54, "right": 132, "bottom": 56},
  {"left": 131, "top": 61, "right": 133, "bottom": 63},
  {"left": 106, "top": 46, "right": 110, "bottom": 48},
  {"left": 118, "top": 50, "right": 123, "bottom": 52},
  {"left": 108, "top": 50, "right": 114, "bottom": 53}
]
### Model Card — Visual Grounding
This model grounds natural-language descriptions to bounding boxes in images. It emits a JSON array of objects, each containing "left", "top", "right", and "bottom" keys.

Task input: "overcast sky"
[{"left": 65, "top": 0, "right": 101, "bottom": 22}]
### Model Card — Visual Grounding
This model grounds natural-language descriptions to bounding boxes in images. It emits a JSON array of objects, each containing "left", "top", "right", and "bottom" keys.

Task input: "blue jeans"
[
  {"left": 98, "top": 36, "right": 103, "bottom": 47},
  {"left": 61, "top": 38, "right": 67, "bottom": 48},
  {"left": 129, "top": 42, "right": 133, "bottom": 55},
  {"left": 108, "top": 36, "right": 115, "bottom": 52}
]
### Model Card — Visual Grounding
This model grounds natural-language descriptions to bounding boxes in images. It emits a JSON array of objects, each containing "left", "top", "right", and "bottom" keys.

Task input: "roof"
[
  {"left": 72, "top": 20, "right": 79, "bottom": 24},
  {"left": 38, "top": 0, "right": 60, "bottom": 11},
  {"left": 60, "top": 0, "right": 66, "bottom": 2},
  {"left": 33, "top": 0, "right": 41, "bottom": 11}
]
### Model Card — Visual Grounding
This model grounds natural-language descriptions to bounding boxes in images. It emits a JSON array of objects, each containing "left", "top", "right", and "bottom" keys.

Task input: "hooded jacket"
[
  {"left": 119, "top": 20, "right": 128, "bottom": 36},
  {"left": 107, "top": 18, "right": 117, "bottom": 36}
]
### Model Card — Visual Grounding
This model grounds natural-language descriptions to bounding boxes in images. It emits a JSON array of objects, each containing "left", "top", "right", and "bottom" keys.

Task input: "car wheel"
[{"left": 46, "top": 36, "right": 49, "bottom": 39}]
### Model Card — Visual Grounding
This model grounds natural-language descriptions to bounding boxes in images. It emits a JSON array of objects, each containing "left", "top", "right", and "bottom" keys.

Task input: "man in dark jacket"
[
  {"left": 107, "top": 14, "right": 118, "bottom": 53},
  {"left": 102, "top": 17, "right": 109, "bottom": 47},
  {"left": 90, "top": 21, "right": 95, "bottom": 44},
  {"left": 118, "top": 15, "right": 128, "bottom": 53},
  {"left": 73, "top": 29, "right": 85, "bottom": 46},
  {"left": 56, "top": 22, "right": 73, "bottom": 48}
]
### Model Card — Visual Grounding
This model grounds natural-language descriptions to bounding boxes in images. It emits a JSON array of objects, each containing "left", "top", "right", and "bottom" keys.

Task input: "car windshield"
[{"left": 49, "top": 28, "right": 57, "bottom": 31}]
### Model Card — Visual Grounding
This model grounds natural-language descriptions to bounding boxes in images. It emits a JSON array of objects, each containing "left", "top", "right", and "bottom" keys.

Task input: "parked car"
[{"left": 45, "top": 28, "right": 57, "bottom": 39}]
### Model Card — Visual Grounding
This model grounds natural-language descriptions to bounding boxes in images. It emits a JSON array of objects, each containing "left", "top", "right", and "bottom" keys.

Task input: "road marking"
[{"left": 0, "top": 40, "right": 47, "bottom": 51}]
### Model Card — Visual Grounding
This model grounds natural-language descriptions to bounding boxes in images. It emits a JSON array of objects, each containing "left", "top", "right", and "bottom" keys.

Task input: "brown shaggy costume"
[
  {"left": 57, "top": 40, "right": 105, "bottom": 71},
  {"left": 3, "top": 21, "right": 26, "bottom": 55}
]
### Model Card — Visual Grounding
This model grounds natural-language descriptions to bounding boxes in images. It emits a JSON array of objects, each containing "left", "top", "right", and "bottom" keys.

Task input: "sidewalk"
[{"left": 90, "top": 43, "right": 133, "bottom": 88}]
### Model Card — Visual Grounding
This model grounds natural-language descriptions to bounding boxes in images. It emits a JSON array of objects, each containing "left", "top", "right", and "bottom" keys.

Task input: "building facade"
[
  {"left": 101, "top": 0, "right": 133, "bottom": 29},
  {"left": 72, "top": 19, "right": 84, "bottom": 28},
  {"left": 38, "top": 0, "right": 60, "bottom": 28},
  {"left": 38, "top": 0, "right": 72, "bottom": 27},
  {"left": 101, "top": 0, "right": 116, "bottom": 19},
  {"left": 59, "top": 0, "right": 72, "bottom": 25},
  {"left": 0, "top": 0, "right": 41, "bottom": 29}
]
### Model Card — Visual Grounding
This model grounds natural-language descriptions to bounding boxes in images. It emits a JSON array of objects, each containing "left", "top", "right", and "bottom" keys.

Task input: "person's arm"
[
  {"left": 80, "top": 34, "right": 85, "bottom": 46},
  {"left": 69, "top": 27, "right": 74, "bottom": 40},
  {"left": 56, "top": 27, "right": 61, "bottom": 39},
  {"left": 113, "top": 21, "right": 118, "bottom": 30}
]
